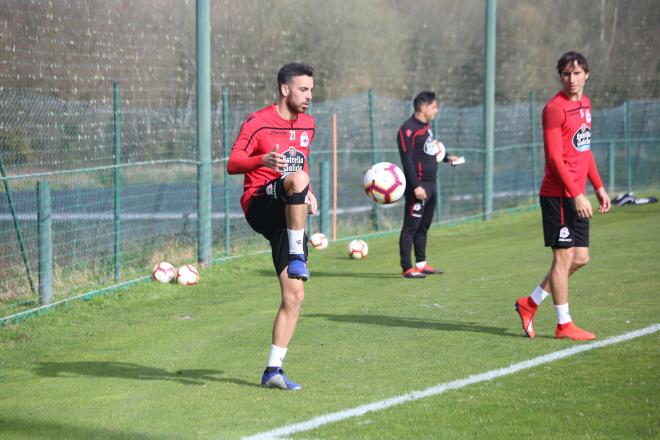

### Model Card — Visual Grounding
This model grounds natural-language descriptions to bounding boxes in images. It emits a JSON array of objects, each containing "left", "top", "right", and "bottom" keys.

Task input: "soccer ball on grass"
[
  {"left": 152, "top": 262, "right": 176, "bottom": 283},
  {"left": 348, "top": 239, "right": 369, "bottom": 259},
  {"left": 309, "top": 232, "right": 329, "bottom": 250},
  {"left": 176, "top": 265, "right": 199, "bottom": 286}
]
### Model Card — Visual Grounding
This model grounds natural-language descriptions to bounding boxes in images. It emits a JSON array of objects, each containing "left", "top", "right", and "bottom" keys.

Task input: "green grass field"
[{"left": 1, "top": 202, "right": 659, "bottom": 439}]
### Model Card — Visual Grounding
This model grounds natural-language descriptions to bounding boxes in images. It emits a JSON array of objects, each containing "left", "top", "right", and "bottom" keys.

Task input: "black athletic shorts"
[
  {"left": 246, "top": 177, "right": 308, "bottom": 276},
  {"left": 540, "top": 196, "right": 589, "bottom": 248}
]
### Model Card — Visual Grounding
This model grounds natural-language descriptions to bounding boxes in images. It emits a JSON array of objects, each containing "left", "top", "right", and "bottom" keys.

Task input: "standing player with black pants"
[
  {"left": 515, "top": 52, "right": 611, "bottom": 340},
  {"left": 397, "top": 91, "right": 460, "bottom": 279},
  {"left": 227, "top": 63, "right": 317, "bottom": 390}
]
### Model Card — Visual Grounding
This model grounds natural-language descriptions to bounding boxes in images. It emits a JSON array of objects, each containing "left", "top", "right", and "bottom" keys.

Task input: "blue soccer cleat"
[
  {"left": 287, "top": 254, "right": 310, "bottom": 281},
  {"left": 261, "top": 368, "right": 302, "bottom": 391}
]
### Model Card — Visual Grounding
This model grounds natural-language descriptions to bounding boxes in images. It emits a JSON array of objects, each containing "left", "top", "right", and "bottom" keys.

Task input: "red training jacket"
[{"left": 227, "top": 104, "right": 315, "bottom": 215}]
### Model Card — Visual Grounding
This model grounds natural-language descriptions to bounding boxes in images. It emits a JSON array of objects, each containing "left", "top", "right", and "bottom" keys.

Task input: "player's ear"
[
  {"left": 584, "top": 71, "right": 589, "bottom": 80},
  {"left": 281, "top": 83, "right": 289, "bottom": 97}
]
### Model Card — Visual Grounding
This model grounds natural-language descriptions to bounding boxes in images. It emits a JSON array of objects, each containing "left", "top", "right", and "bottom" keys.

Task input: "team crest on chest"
[
  {"left": 300, "top": 131, "right": 310, "bottom": 148},
  {"left": 572, "top": 124, "right": 591, "bottom": 152}
]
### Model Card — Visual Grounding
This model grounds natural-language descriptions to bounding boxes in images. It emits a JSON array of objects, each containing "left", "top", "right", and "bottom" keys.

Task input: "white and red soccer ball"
[
  {"left": 309, "top": 232, "right": 329, "bottom": 250},
  {"left": 363, "top": 162, "right": 406, "bottom": 204},
  {"left": 434, "top": 140, "right": 446, "bottom": 163},
  {"left": 348, "top": 239, "right": 369, "bottom": 259},
  {"left": 176, "top": 264, "right": 199, "bottom": 285},
  {"left": 152, "top": 262, "right": 176, "bottom": 283}
]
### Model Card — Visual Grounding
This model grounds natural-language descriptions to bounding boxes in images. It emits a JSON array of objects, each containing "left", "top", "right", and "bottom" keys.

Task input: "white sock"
[
  {"left": 530, "top": 286, "right": 550, "bottom": 306},
  {"left": 554, "top": 303, "right": 572, "bottom": 325},
  {"left": 287, "top": 229, "right": 304, "bottom": 255},
  {"left": 416, "top": 261, "right": 426, "bottom": 269},
  {"left": 267, "top": 344, "right": 287, "bottom": 368}
]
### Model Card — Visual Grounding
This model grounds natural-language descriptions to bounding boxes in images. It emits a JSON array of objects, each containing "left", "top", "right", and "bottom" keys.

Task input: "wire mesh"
[{"left": 1, "top": 0, "right": 659, "bottom": 319}]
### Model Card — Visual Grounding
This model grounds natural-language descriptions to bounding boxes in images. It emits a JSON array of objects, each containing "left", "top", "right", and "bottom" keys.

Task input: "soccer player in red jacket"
[
  {"left": 227, "top": 63, "right": 317, "bottom": 390},
  {"left": 515, "top": 52, "right": 611, "bottom": 340}
]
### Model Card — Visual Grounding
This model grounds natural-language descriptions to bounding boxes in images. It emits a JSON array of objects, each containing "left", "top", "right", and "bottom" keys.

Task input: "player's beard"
[{"left": 286, "top": 96, "right": 309, "bottom": 115}]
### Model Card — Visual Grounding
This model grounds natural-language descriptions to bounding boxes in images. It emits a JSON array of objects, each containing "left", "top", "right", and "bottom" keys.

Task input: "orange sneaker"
[
  {"left": 514, "top": 297, "right": 538, "bottom": 339},
  {"left": 555, "top": 322, "right": 596, "bottom": 341},
  {"left": 417, "top": 263, "right": 444, "bottom": 275},
  {"left": 402, "top": 268, "right": 426, "bottom": 279}
]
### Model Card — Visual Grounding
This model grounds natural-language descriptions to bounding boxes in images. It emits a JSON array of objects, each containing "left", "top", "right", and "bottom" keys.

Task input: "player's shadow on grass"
[
  {"left": 34, "top": 361, "right": 259, "bottom": 387},
  {"left": 307, "top": 313, "right": 515, "bottom": 337},
  {"left": 312, "top": 270, "right": 402, "bottom": 279},
  {"left": 256, "top": 269, "right": 401, "bottom": 279},
  {"left": 1, "top": 416, "right": 161, "bottom": 440}
]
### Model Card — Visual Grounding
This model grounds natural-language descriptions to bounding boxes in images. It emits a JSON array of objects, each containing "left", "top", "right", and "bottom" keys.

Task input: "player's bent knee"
[
  {"left": 573, "top": 255, "right": 589, "bottom": 268},
  {"left": 284, "top": 171, "right": 309, "bottom": 193},
  {"left": 283, "top": 290, "right": 305, "bottom": 311}
]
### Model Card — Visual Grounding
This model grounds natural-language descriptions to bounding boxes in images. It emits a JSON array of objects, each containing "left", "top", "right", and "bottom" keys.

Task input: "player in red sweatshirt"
[
  {"left": 515, "top": 52, "right": 611, "bottom": 341},
  {"left": 227, "top": 63, "right": 316, "bottom": 390}
]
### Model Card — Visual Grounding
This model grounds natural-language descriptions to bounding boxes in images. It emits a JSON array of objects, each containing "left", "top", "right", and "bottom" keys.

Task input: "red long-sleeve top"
[
  {"left": 227, "top": 104, "right": 315, "bottom": 215},
  {"left": 539, "top": 92, "right": 603, "bottom": 198}
]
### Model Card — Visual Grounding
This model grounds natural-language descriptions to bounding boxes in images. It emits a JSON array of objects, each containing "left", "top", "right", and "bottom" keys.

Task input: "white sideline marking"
[{"left": 243, "top": 324, "right": 660, "bottom": 440}]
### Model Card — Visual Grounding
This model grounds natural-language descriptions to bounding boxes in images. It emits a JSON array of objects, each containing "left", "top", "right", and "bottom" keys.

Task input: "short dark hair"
[
  {"left": 413, "top": 91, "right": 436, "bottom": 112},
  {"left": 556, "top": 51, "right": 589, "bottom": 75},
  {"left": 277, "top": 63, "right": 314, "bottom": 89}
]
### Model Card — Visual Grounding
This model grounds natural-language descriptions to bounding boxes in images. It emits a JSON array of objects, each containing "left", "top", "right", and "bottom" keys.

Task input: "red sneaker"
[
  {"left": 514, "top": 297, "right": 538, "bottom": 339},
  {"left": 417, "top": 264, "right": 444, "bottom": 275},
  {"left": 555, "top": 322, "right": 596, "bottom": 340},
  {"left": 402, "top": 268, "right": 426, "bottom": 279}
]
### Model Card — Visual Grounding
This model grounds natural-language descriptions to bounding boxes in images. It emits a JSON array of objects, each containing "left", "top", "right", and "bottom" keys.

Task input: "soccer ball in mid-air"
[
  {"left": 176, "top": 265, "right": 199, "bottom": 285},
  {"left": 309, "top": 232, "right": 329, "bottom": 250},
  {"left": 152, "top": 262, "right": 176, "bottom": 283},
  {"left": 363, "top": 162, "right": 406, "bottom": 204},
  {"left": 348, "top": 239, "right": 369, "bottom": 259}
]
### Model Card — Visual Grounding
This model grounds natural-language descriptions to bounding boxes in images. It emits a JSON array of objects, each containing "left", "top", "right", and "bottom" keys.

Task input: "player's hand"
[
  {"left": 263, "top": 146, "right": 287, "bottom": 172},
  {"left": 306, "top": 191, "right": 318, "bottom": 215},
  {"left": 414, "top": 186, "right": 427, "bottom": 201},
  {"left": 596, "top": 187, "right": 611, "bottom": 213},
  {"left": 575, "top": 193, "right": 593, "bottom": 218},
  {"left": 447, "top": 155, "right": 461, "bottom": 165}
]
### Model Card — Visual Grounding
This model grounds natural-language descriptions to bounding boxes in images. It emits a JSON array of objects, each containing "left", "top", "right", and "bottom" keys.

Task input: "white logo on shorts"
[
  {"left": 412, "top": 202, "right": 423, "bottom": 218},
  {"left": 558, "top": 227, "right": 572, "bottom": 242}
]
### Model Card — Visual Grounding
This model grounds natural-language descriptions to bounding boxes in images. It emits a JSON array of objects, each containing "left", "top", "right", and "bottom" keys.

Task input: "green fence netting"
[{"left": 1, "top": 0, "right": 658, "bottom": 321}]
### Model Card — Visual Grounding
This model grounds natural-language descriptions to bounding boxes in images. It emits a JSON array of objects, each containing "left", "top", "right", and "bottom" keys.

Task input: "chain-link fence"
[{"left": 1, "top": 0, "right": 659, "bottom": 321}]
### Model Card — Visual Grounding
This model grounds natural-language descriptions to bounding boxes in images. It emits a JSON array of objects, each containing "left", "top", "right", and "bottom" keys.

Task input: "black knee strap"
[{"left": 285, "top": 184, "right": 309, "bottom": 205}]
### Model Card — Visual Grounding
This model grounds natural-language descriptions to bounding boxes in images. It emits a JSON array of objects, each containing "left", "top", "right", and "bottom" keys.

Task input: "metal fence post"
[
  {"left": 529, "top": 91, "right": 538, "bottom": 196},
  {"left": 625, "top": 100, "right": 632, "bottom": 193},
  {"left": 319, "top": 161, "right": 331, "bottom": 237},
  {"left": 483, "top": 0, "right": 496, "bottom": 220},
  {"left": 368, "top": 89, "right": 380, "bottom": 230},
  {"left": 113, "top": 80, "right": 121, "bottom": 281},
  {"left": 38, "top": 181, "right": 53, "bottom": 305},
  {"left": 608, "top": 141, "right": 616, "bottom": 194},
  {"left": 222, "top": 86, "right": 231, "bottom": 256},
  {"left": 196, "top": 0, "right": 212, "bottom": 265}
]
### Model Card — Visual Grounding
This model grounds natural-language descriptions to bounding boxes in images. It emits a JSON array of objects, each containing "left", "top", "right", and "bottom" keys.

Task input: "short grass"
[{"left": 1, "top": 201, "right": 658, "bottom": 439}]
